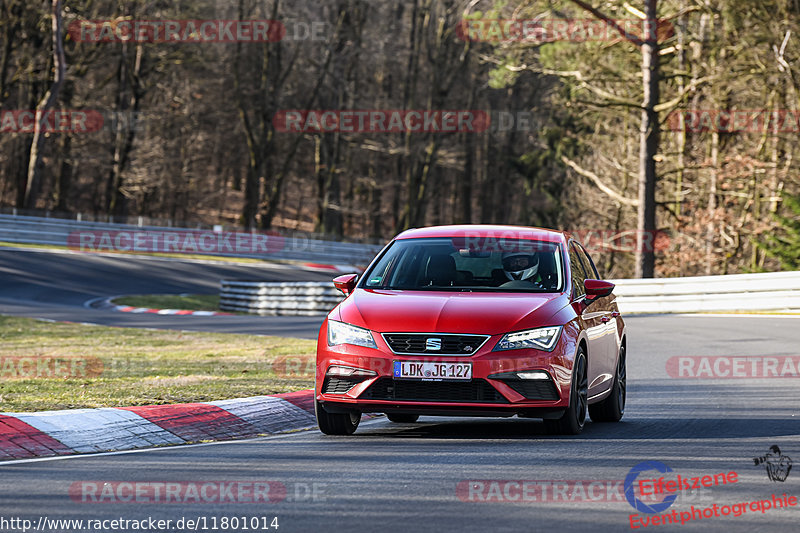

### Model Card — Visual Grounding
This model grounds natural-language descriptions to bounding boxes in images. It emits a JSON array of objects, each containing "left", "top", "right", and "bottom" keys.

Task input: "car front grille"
[
  {"left": 382, "top": 333, "right": 490, "bottom": 355},
  {"left": 361, "top": 378, "right": 507, "bottom": 403},
  {"left": 502, "top": 380, "right": 560, "bottom": 401}
]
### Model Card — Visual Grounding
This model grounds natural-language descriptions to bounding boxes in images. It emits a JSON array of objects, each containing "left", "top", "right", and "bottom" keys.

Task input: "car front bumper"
[{"left": 315, "top": 321, "right": 575, "bottom": 417}]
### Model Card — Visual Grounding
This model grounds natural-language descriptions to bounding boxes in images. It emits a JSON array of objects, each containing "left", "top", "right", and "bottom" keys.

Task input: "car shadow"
[{"left": 357, "top": 415, "right": 800, "bottom": 440}]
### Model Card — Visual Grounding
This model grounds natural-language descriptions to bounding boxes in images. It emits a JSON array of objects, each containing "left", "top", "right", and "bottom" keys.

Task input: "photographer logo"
[{"left": 753, "top": 446, "right": 792, "bottom": 482}]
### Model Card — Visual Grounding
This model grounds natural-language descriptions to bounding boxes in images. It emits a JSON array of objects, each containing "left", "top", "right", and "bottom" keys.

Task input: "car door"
[
  {"left": 575, "top": 242, "right": 618, "bottom": 395},
  {"left": 568, "top": 242, "right": 607, "bottom": 397}
]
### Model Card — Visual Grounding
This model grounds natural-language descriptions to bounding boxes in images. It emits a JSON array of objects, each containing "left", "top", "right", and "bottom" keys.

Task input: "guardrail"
[
  {"left": 220, "top": 281, "right": 344, "bottom": 316},
  {"left": 220, "top": 271, "right": 800, "bottom": 316},
  {"left": 612, "top": 271, "right": 800, "bottom": 314},
  {"left": 0, "top": 213, "right": 381, "bottom": 266},
  {"left": 4, "top": 212, "right": 796, "bottom": 315}
]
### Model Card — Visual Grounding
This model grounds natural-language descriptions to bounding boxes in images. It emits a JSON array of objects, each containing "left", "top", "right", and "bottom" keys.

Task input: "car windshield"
[{"left": 361, "top": 237, "right": 564, "bottom": 292}]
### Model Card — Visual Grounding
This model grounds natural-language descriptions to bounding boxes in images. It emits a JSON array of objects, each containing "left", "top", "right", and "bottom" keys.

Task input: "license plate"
[{"left": 393, "top": 361, "right": 472, "bottom": 381}]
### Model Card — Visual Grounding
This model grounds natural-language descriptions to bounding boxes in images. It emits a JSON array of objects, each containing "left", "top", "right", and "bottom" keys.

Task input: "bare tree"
[{"left": 23, "top": 0, "right": 65, "bottom": 208}]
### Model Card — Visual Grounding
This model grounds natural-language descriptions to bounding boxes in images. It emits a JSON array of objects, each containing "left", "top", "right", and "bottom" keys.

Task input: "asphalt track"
[
  {"left": 0, "top": 248, "right": 331, "bottom": 338},
  {"left": 0, "top": 248, "right": 799, "bottom": 532}
]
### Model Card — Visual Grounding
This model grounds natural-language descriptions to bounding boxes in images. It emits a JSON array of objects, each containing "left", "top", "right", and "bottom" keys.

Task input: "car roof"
[{"left": 394, "top": 225, "right": 568, "bottom": 244}]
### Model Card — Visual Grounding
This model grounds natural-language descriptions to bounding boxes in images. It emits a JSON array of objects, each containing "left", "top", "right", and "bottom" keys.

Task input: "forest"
[{"left": 1, "top": 0, "right": 799, "bottom": 278}]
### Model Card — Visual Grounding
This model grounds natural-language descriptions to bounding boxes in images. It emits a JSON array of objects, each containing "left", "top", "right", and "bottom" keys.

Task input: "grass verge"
[{"left": 0, "top": 316, "right": 316, "bottom": 412}]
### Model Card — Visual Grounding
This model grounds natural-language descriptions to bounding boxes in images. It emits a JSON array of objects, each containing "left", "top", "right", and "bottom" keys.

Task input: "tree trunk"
[
  {"left": 55, "top": 127, "right": 72, "bottom": 211},
  {"left": 0, "top": 0, "right": 21, "bottom": 107},
  {"left": 635, "top": 0, "right": 659, "bottom": 279},
  {"left": 675, "top": 15, "right": 686, "bottom": 219},
  {"left": 396, "top": 0, "right": 420, "bottom": 232},
  {"left": 458, "top": 86, "right": 476, "bottom": 224},
  {"left": 106, "top": 42, "right": 143, "bottom": 216},
  {"left": 24, "top": 0, "right": 65, "bottom": 209},
  {"left": 705, "top": 130, "right": 719, "bottom": 275},
  {"left": 315, "top": 133, "right": 343, "bottom": 236},
  {"left": 368, "top": 160, "right": 382, "bottom": 238},
  {"left": 480, "top": 131, "right": 493, "bottom": 222}
]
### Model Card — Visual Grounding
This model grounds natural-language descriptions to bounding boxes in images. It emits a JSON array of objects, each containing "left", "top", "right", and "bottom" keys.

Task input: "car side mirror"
[
  {"left": 584, "top": 279, "right": 615, "bottom": 300},
  {"left": 333, "top": 274, "right": 358, "bottom": 296}
]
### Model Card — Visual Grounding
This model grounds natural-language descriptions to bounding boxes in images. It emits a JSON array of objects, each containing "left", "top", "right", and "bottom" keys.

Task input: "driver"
[{"left": 501, "top": 251, "right": 540, "bottom": 282}]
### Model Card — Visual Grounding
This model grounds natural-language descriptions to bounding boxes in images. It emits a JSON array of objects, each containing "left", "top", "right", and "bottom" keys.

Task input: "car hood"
[{"left": 336, "top": 289, "right": 568, "bottom": 335}]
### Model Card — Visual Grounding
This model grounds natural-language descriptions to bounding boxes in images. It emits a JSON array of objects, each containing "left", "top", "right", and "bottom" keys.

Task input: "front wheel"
[
  {"left": 544, "top": 348, "right": 588, "bottom": 435},
  {"left": 589, "top": 344, "right": 626, "bottom": 422},
  {"left": 315, "top": 400, "right": 360, "bottom": 435}
]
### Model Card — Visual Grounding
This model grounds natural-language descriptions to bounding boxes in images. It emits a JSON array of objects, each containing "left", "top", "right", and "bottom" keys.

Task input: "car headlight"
[
  {"left": 327, "top": 320, "right": 377, "bottom": 349},
  {"left": 494, "top": 326, "right": 562, "bottom": 352}
]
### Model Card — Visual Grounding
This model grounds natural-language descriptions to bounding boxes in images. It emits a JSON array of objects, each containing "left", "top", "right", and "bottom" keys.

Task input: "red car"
[{"left": 315, "top": 225, "right": 626, "bottom": 435}]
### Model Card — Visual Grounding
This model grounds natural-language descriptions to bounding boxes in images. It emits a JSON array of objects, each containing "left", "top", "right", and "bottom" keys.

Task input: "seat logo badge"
[{"left": 426, "top": 338, "right": 442, "bottom": 351}]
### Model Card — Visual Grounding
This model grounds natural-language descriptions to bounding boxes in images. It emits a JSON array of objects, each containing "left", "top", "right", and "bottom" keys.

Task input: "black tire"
[
  {"left": 315, "top": 400, "right": 360, "bottom": 435},
  {"left": 589, "top": 344, "right": 626, "bottom": 422},
  {"left": 386, "top": 414, "right": 419, "bottom": 423},
  {"left": 544, "top": 348, "right": 588, "bottom": 435}
]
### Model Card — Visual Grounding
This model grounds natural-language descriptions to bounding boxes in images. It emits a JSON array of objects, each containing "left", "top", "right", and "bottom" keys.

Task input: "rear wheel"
[
  {"left": 386, "top": 414, "right": 419, "bottom": 423},
  {"left": 315, "top": 400, "right": 360, "bottom": 435},
  {"left": 544, "top": 348, "right": 588, "bottom": 435},
  {"left": 589, "top": 344, "right": 626, "bottom": 422}
]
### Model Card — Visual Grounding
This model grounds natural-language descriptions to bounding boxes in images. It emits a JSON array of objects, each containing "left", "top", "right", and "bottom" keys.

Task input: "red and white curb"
[
  {"left": 113, "top": 305, "right": 232, "bottom": 316},
  {"left": 0, "top": 390, "right": 316, "bottom": 461},
  {"left": 85, "top": 296, "right": 233, "bottom": 317},
  {"left": 301, "top": 263, "right": 361, "bottom": 274}
]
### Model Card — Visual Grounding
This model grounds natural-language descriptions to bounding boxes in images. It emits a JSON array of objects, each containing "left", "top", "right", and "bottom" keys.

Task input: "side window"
[
  {"left": 568, "top": 243, "right": 587, "bottom": 298},
  {"left": 576, "top": 243, "right": 600, "bottom": 279}
]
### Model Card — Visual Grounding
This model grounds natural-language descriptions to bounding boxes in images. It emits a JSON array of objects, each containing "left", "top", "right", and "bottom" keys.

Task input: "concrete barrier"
[{"left": 220, "top": 281, "right": 344, "bottom": 316}]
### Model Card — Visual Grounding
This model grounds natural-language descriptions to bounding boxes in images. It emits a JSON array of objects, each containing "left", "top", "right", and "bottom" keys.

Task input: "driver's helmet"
[{"left": 501, "top": 251, "right": 539, "bottom": 281}]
